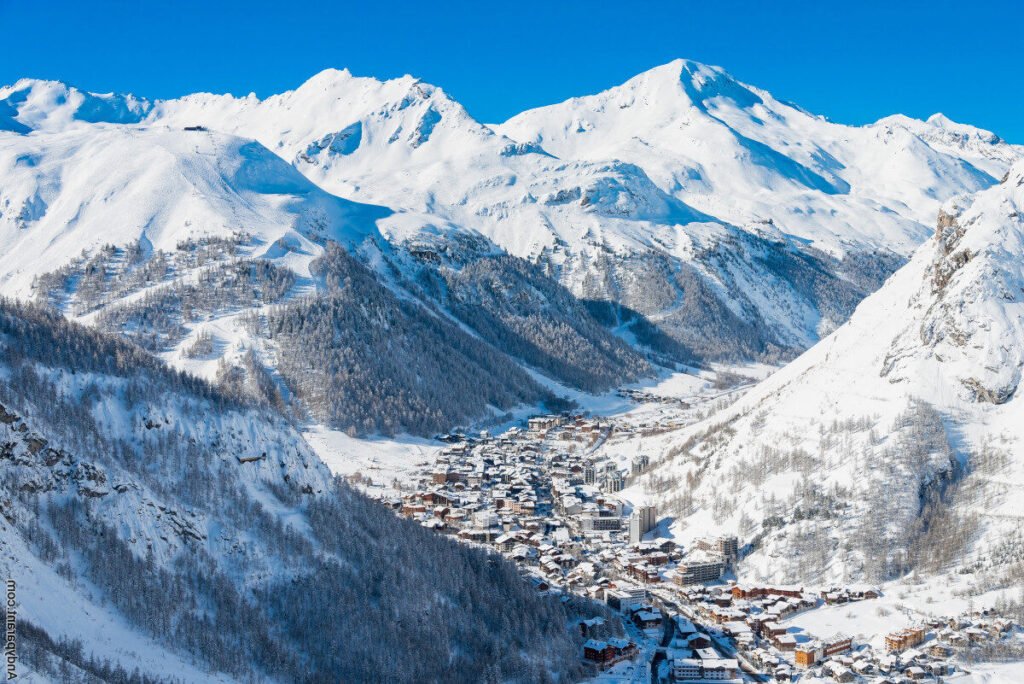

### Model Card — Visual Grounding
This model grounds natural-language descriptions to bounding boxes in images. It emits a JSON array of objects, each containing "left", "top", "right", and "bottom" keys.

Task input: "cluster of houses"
[
  {"left": 390, "top": 416, "right": 748, "bottom": 601},
  {"left": 616, "top": 387, "right": 690, "bottom": 409},
  {"left": 789, "top": 611, "right": 1022, "bottom": 682},
  {"left": 665, "top": 615, "right": 741, "bottom": 682},
  {"left": 374, "top": 414, "right": 1024, "bottom": 683},
  {"left": 923, "top": 612, "right": 1017, "bottom": 651},
  {"left": 793, "top": 634, "right": 948, "bottom": 682},
  {"left": 663, "top": 580, "right": 1024, "bottom": 682},
  {"left": 679, "top": 583, "right": 818, "bottom": 650}
]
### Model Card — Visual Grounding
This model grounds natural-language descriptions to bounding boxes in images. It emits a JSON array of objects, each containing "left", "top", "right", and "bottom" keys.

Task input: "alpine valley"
[{"left": 1, "top": 58, "right": 1023, "bottom": 683}]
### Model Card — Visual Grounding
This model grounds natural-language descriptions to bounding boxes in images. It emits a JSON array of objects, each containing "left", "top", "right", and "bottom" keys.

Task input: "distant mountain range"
[{"left": 1, "top": 60, "right": 1021, "bottom": 437}]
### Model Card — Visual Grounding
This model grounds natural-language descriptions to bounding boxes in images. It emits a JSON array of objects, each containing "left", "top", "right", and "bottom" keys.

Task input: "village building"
[
  {"left": 675, "top": 559, "right": 726, "bottom": 585},
  {"left": 885, "top": 626, "right": 926, "bottom": 652}
]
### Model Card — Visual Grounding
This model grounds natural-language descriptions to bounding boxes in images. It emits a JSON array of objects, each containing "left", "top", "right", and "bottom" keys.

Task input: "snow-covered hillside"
[
  {"left": 145, "top": 61, "right": 1021, "bottom": 359},
  {"left": 498, "top": 59, "right": 1019, "bottom": 258},
  {"left": 0, "top": 125, "right": 387, "bottom": 295},
  {"left": 1, "top": 59, "right": 1021, "bottom": 431},
  {"left": 0, "top": 121, "right": 649, "bottom": 435},
  {"left": 0, "top": 300, "right": 596, "bottom": 682},
  {"left": 0, "top": 78, "right": 150, "bottom": 134},
  {"left": 642, "top": 163, "right": 1024, "bottom": 585}
]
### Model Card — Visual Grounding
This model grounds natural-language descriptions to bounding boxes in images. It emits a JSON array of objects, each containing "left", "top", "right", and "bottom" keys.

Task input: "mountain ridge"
[
  {"left": 0, "top": 298, "right": 600, "bottom": 681},
  {"left": 2, "top": 59, "right": 1022, "bottom": 434},
  {"left": 641, "top": 162, "right": 1024, "bottom": 583}
]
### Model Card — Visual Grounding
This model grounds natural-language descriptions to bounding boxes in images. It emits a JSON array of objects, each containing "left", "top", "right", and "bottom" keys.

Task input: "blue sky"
[{"left": 5, "top": 0, "right": 1023, "bottom": 140}]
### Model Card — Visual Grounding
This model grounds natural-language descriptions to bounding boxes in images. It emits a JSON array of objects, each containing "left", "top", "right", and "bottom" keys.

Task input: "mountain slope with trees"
[
  {"left": 641, "top": 165, "right": 1024, "bottom": 586},
  {"left": 0, "top": 299, "right": 604, "bottom": 682}
]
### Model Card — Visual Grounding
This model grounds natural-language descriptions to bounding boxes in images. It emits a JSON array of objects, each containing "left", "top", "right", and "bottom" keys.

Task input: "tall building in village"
[{"left": 628, "top": 505, "right": 658, "bottom": 544}]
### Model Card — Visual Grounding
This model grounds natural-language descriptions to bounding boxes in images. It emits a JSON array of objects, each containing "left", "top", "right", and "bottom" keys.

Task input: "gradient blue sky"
[{"left": 5, "top": 0, "right": 1022, "bottom": 140}]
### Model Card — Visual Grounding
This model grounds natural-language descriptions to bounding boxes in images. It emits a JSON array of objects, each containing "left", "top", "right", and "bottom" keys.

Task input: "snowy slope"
[
  {"left": 498, "top": 58, "right": 1021, "bottom": 258},
  {"left": 131, "top": 67, "right": 917, "bottom": 359},
  {"left": 144, "top": 62, "right": 1021, "bottom": 360},
  {"left": 0, "top": 78, "right": 150, "bottom": 134},
  {"left": 644, "top": 164, "right": 1024, "bottom": 584},
  {"left": 0, "top": 121, "right": 641, "bottom": 434},
  {"left": 2, "top": 60, "right": 1021, "bottom": 383},
  {"left": 0, "top": 301, "right": 593, "bottom": 682},
  {"left": 0, "top": 125, "right": 387, "bottom": 295},
  {"left": 145, "top": 68, "right": 703, "bottom": 258}
]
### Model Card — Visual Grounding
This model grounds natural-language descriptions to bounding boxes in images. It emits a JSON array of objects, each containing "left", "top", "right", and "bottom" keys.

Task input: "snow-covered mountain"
[
  {"left": 0, "top": 299, "right": 596, "bottom": 682},
  {"left": 643, "top": 163, "right": 1024, "bottom": 585},
  {"left": 0, "top": 78, "right": 151, "bottom": 134},
  {"left": 1, "top": 59, "right": 1021, "bottom": 432},
  {"left": 0, "top": 122, "right": 648, "bottom": 435},
  {"left": 143, "top": 60, "right": 1021, "bottom": 359},
  {"left": 0, "top": 125, "right": 386, "bottom": 294},
  {"left": 498, "top": 59, "right": 1017, "bottom": 258}
]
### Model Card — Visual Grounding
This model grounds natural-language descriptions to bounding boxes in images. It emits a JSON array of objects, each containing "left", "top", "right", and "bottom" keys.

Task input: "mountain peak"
[
  {"left": 296, "top": 67, "right": 356, "bottom": 90},
  {"left": 637, "top": 57, "right": 724, "bottom": 81},
  {"left": 615, "top": 58, "right": 763, "bottom": 111},
  {"left": 927, "top": 112, "right": 956, "bottom": 128},
  {"left": 0, "top": 78, "right": 150, "bottom": 133},
  {"left": 294, "top": 67, "right": 436, "bottom": 97}
]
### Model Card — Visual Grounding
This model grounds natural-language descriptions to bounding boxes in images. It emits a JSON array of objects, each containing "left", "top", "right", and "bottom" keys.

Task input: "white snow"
[{"left": 645, "top": 162, "right": 1024, "bottom": 581}]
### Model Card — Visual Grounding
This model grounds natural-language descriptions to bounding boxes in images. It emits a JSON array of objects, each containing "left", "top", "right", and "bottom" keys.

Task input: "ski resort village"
[
  {"left": 4, "top": 9, "right": 1024, "bottom": 680},
  {"left": 345, "top": 386, "right": 1024, "bottom": 684}
]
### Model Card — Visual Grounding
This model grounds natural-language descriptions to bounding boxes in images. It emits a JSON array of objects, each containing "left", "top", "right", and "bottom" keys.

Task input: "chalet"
[
  {"left": 774, "top": 634, "right": 797, "bottom": 651},
  {"left": 885, "top": 626, "right": 925, "bottom": 652},
  {"left": 510, "top": 544, "right": 536, "bottom": 564},
  {"left": 731, "top": 584, "right": 803, "bottom": 600},
  {"left": 824, "top": 635, "right": 852, "bottom": 657},
  {"left": 852, "top": 659, "right": 873, "bottom": 675},
  {"left": 906, "top": 665, "right": 927, "bottom": 680},
  {"left": 400, "top": 503, "right": 427, "bottom": 517},
  {"left": 578, "top": 617, "right": 605, "bottom": 637},
  {"left": 825, "top": 664, "right": 854, "bottom": 682},
  {"left": 421, "top": 491, "right": 453, "bottom": 506},
  {"left": 456, "top": 528, "right": 491, "bottom": 542},
  {"left": 713, "top": 593, "right": 733, "bottom": 608},
  {"left": 420, "top": 518, "right": 446, "bottom": 532},
  {"left": 583, "top": 637, "right": 636, "bottom": 667},
  {"left": 709, "top": 607, "right": 745, "bottom": 625},
  {"left": 645, "top": 551, "right": 670, "bottom": 566},
  {"left": 632, "top": 609, "right": 663, "bottom": 629},
  {"left": 675, "top": 632, "right": 713, "bottom": 650},
  {"left": 608, "top": 637, "right": 637, "bottom": 659},
  {"left": 493, "top": 532, "right": 519, "bottom": 552},
  {"left": 794, "top": 644, "right": 818, "bottom": 668},
  {"left": 965, "top": 626, "right": 989, "bottom": 642},
  {"left": 582, "top": 639, "right": 613, "bottom": 663}
]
